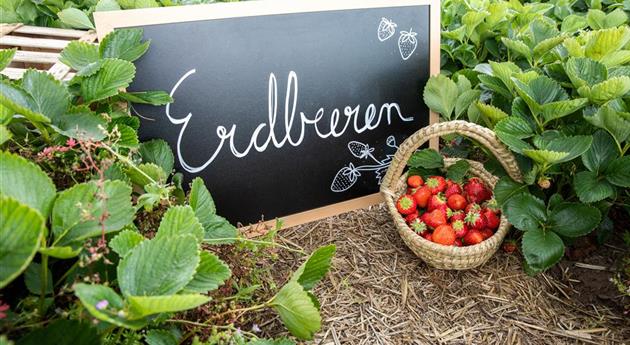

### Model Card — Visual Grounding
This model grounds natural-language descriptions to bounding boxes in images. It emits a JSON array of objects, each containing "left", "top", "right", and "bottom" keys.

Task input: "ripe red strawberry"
[
  {"left": 447, "top": 194, "right": 467, "bottom": 211},
  {"left": 420, "top": 209, "right": 447, "bottom": 228},
  {"left": 396, "top": 195, "right": 417, "bottom": 215},
  {"left": 480, "top": 228, "right": 494, "bottom": 240},
  {"left": 483, "top": 208, "right": 500, "bottom": 229},
  {"left": 433, "top": 224, "right": 456, "bottom": 245},
  {"left": 465, "top": 210, "right": 487, "bottom": 230},
  {"left": 422, "top": 232, "right": 433, "bottom": 241},
  {"left": 502, "top": 240, "right": 517, "bottom": 253},
  {"left": 448, "top": 209, "right": 465, "bottom": 222},
  {"left": 454, "top": 239, "right": 463, "bottom": 247},
  {"left": 444, "top": 182, "right": 462, "bottom": 198},
  {"left": 452, "top": 219, "right": 468, "bottom": 238},
  {"left": 409, "top": 218, "right": 428, "bottom": 234},
  {"left": 464, "top": 177, "right": 492, "bottom": 204},
  {"left": 465, "top": 202, "right": 481, "bottom": 214},
  {"left": 425, "top": 176, "right": 447, "bottom": 195},
  {"left": 407, "top": 175, "right": 423, "bottom": 188},
  {"left": 405, "top": 212, "right": 419, "bottom": 224},
  {"left": 413, "top": 186, "right": 432, "bottom": 208},
  {"left": 463, "top": 230, "right": 484, "bottom": 246},
  {"left": 428, "top": 193, "right": 447, "bottom": 211}
]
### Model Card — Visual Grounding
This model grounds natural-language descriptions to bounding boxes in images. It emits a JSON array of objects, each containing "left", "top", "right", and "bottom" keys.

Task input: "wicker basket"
[{"left": 380, "top": 120, "right": 523, "bottom": 270}]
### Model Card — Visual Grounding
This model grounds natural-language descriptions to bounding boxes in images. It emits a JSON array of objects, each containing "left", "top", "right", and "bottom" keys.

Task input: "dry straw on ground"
[{"left": 258, "top": 204, "right": 630, "bottom": 345}]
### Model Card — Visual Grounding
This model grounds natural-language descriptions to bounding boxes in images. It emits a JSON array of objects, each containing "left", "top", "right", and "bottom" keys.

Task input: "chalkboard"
[{"left": 95, "top": 0, "right": 440, "bottom": 227}]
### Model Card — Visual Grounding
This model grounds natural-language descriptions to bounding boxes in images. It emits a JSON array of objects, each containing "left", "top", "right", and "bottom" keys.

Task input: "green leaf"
[
  {"left": 290, "top": 245, "right": 335, "bottom": 291},
  {"left": 423, "top": 75, "right": 458, "bottom": 119},
  {"left": 145, "top": 330, "right": 178, "bottom": 345},
  {"left": 15, "top": 320, "right": 101, "bottom": 345},
  {"left": 80, "top": 59, "right": 136, "bottom": 104},
  {"left": 54, "top": 111, "right": 107, "bottom": 141},
  {"left": 549, "top": 202, "right": 601, "bottom": 237},
  {"left": 0, "top": 48, "right": 16, "bottom": 71},
  {"left": 533, "top": 36, "right": 566, "bottom": 58},
  {"left": 73, "top": 283, "right": 147, "bottom": 330},
  {"left": 544, "top": 135, "right": 593, "bottom": 163},
  {"left": 454, "top": 90, "right": 481, "bottom": 119},
  {"left": 605, "top": 156, "right": 630, "bottom": 187},
  {"left": 52, "top": 180, "right": 134, "bottom": 246},
  {"left": 118, "top": 91, "right": 173, "bottom": 105},
  {"left": 446, "top": 159, "right": 470, "bottom": 183},
  {"left": 95, "top": 0, "right": 121, "bottom": 12},
  {"left": 523, "top": 149, "right": 569, "bottom": 164},
  {"left": 494, "top": 117, "right": 534, "bottom": 138},
  {"left": 585, "top": 105, "right": 630, "bottom": 144},
  {"left": 39, "top": 246, "right": 81, "bottom": 259},
  {"left": 57, "top": 8, "right": 95, "bottom": 29},
  {"left": 100, "top": 28, "right": 150, "bottom": 62},
  {"left": 501, "top": 38, "right": 532, "bottom": 61},
  {"left": 24, "top": 262, "right": 52, "bottom": 295},
  {"left": 494, "top": 177, "right": 528, "bottom": 206},
  {"left": 59, "top": 42, "right": 99, "bottom": 71},
  {"left": 561, "top": 15, "right": 588, "bottom": 33},
  {"left": 189, "top": 177, "right": 216, "bottom": 216},
  {"left": 475, "top": 102, "right": 508, "bottom": 126},
  {"left": 127, "top": 294, "right": 209, "bottom": 320},
  {"left": 115, "top": 123, "right": 139, "bottom": 148},
  {"left": 587, "top": 76, "right": 630, "bottom": 103},
  {"left": 573, "top": 171, "right": 615, "bottom": 203},
  {"left": 407, "top": 149, "right": 444, "bottom": 169},
  {"left": 109, "top": 230, "right": 144, "bottom": 258},
  {"left": 495, "top": 131, "right": 534, "bottom": 154},
  {"left": 156, "top": 205, "right": 204, "bottom": 242},
  {"left": 582, "top": 130, "right": 618, "bottom": 172},
  {"left": 601, "top": 50, "right": 630, "bottom": 68},
  {"left": 139, "top": 139, "right": 174, "bottom": 174},
  {"left": 21, "top": 69, "right": 70, "bottom": 122},
  {"left": 564, "top": 57, "right": 607, "bottom": 88},
  {"left": 0, "top": 151, "right": 56, "bottom": 216},
  {"left": 118, "top": 235, "right": 199, "bottom": 296},
  {"left": 125, "top": 163, "right": 166, "bottom": 186},
  {"left": 0, "top": 125, "right": 10, "bottom": 145},
  {"left": 203, "top": 215, "right": 238, "bottom": 244},
  {"left": 540, "top": 98, "right": 589, "bottom": 124},
  {"left": 504, "top": 193, "right": 546, "bottom": 231},
  {"left": 270, "top": 281, "right": 321, "bottom": 340},
  {"left": 584, "top": 26, "right": 630, "bottom": 60},
  {"left": 183, "top": 251, "right": 231, "bottom": 293},
  {"left": 521, "top": 228, "right": 564, "bottom": 273},
  {"left": 0, "top": 81, "right": 50, "bottom": 124}
]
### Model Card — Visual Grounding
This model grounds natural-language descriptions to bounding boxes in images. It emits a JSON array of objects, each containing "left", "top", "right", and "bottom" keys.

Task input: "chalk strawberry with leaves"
[
  {"left": 398, "top": 28, "right": 418, "bottom": 60},
  {"left": 377, "top": 17, "right": 397, "bottom": 42}
]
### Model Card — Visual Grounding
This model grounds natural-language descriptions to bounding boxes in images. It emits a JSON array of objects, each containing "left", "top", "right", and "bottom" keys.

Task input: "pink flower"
[
  {"left": 66, "top": 138, "right": 77, "bottom": 147},
  {"left": 0, "top": 301, "right": 9, "bottom": 319}
]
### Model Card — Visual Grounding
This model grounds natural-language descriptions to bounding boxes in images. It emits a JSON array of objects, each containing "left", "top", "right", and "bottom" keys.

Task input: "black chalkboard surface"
[{"left": 95, "top": 0, "right": 439, "bottom": 226}]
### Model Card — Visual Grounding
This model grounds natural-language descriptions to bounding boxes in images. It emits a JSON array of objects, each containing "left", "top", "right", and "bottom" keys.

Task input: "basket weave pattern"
[{"left": 380, "top": 121, "right": 523, "bottom": 270}]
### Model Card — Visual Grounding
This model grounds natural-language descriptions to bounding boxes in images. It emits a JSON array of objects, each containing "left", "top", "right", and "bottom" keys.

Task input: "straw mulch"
[{"left": 259, "top": 204, "right": 629, "bottom": 345}]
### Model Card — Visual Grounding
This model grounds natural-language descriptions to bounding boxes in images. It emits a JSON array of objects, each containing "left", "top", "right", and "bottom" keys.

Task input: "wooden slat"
[
  {"left": 13, "top": 25, "right": 86, "bottom": 39},
  {"left": 1, "top": 67, "right": 27, "bottom": 79},
  {"left": 0, "top": 23, "right": 22, "bottom": 38},
  {"left": 13, "top": 50, "right": 60, "bottom": 64},
  {"left": 0, "top": 35, "right": 70, "bottom": 50}
]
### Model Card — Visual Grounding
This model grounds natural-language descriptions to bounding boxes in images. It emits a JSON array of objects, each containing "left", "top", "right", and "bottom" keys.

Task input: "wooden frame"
[
  {"left": 94, "top": 0, "right": 440, "bottom": 229},
  {"left": 0, "top": 24, "right": 96, "bottom": 81}
]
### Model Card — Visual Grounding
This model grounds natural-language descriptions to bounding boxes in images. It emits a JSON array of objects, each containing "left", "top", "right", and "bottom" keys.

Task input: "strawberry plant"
[{"left": 0, "top": 28, "right": 333, "bottom": 344}]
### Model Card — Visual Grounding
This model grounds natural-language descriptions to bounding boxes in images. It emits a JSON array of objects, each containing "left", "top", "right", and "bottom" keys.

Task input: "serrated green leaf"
[
  {"left": 115, "top": 123, "right": 139, "bottom": 148},
  {"left": 549, "top": 202, "right": 601, "bottom": 237},
  {"left": 582, "top": 130, "right": 618, "bottom": 172},
  {"left": 521, "top": 228, "right": 564, "bottom": 273},
  {"left": 109, "top": 230, "right": 144, "bottom": 258},
  {"left": 53, "top": 111, "right": 107, "bottom": 141},
  {"left": 533, "top": 36, "right": 566, "bottom": 58},
  {"left": 118, "top": 235, "right": 199, "bottom": 296},
  {"left": 139, "top": 139, "right": 174, "bottom": 174},
  {"left": 495, "top": 130, "right": 534, "bottom": 154},
  {"left": 100, "top": 28, "right": 150, "bottom": 62},
  {"left": 601, "top": 50, "right": 630, "bottom": 68},
  {"left": 290, "top": 245, "right": 335, "bottom": 291},
  {"left": 455, "top": 90, "right": 481, "bottom": 119},
  {"left": 573, "top": 171, "right": 615, "bottom": 203},
  {"left": 605, "top": 156, "right": 630, "bottom": 187},
  {"left": 21, "top": 70, "right": 70, "bottom": 122},
  {"left": 52, "top": 180, "right": 134, "bottom": 246},
  {"left": 270, "top": 281, "right": 321, "bottom": 340},
  {"left": 95, "top": 0, "right": 121, "bottom": 12},
  {"left": 475, "top": 102, "right": 508, "bottom": 126},
  {"left": 202, "top": 215, "right": 238, "bottom": 244},
  {"left": 59, "top": 42, "right": 99, "bottom": 71},
  {"left": 0, "top": 151, "right": 56, "bottom": 216},
  {"left": 564, "top": 57, "right": 608, "bottom": 88},
  {"left": 478, "top": 75, "right": 513, "bottom": 99},
  {"left": 0, "top": 125, "right": 10, "bottom": 145},
  {"left": 584, "top": 26, "right": 630, "bottom": 60},
  {"left": 445, "top": 159, "right": 470, "bottom": 183},
  {"left": 585, "top": 105, "right": 630, "bottom": 144},
  {"left": 127, "top": 294, "right": 209, "bottom": 320},
  {"left": 144, "top": 330, "right": 178, "bottom": 345},
  {"left": 119, "top": 91, "right": 172, "bottom": 105},
  {"left": 423, "top": 75, "right": 458, "bottom": 119},
  {"left": 494, "top": 177, "right": 528, "bottom": 207},
  {"left": 183, "top": 251, "right": 231, "bottom": 293},
  {"left": 80, "top": 59, "right": 136, "bottom": 103},
  {"left": 125, "top": 163, "right": 166, "bottom": 187},
  {"left": 587, "top": 76, "right": 630, "bottom": 103},
  {"left": 57, "top": 8, "right": 94, "bottom": 29},
  {"left": 495, "top": 117, "right": 534, "bottom": 138},
  {"left": 74, "top": 283, "right": 147, "bottom": 330},
  {"left": 504, "top": 193, "right": 546, "bottom": 231},
  {"left": 189, "top": 177, "right": 216, "bottom": 218},
  {"left": 523, "top": 149, "right": 569, "bottom": 164},
  {"left": 545, "top": 135, "right": 593, "bottom": 163},
  {"left": 15, "top": 320, "right": 101, "bottom": 345},
  {"left": 0, "top": 48, "right": 16, "bottom": 71},
  {"left": 0, "top": 197, "right": 44, "bottom": 289},
  {"left": 24, "top": 262, "right": 52, "bottom": 295},
  {"left": 561, "top": 15, "right": 588, "bottom": 33},
  {"left": 407, "top": 149, "right": 444, "bottom": 169},
  {"left": 541, "top": 98, "right": 589, "bottom": 124},
  {"left": 501, "top": 38, "right": 532, "bottom": 61},
  {"left": 156, "top": 205, "right": 204, "bottom": 242}
]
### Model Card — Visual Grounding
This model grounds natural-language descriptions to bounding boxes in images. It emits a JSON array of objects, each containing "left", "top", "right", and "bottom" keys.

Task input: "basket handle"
[{"left": 380, "top": 120, "right": 523, "bottom": 198}]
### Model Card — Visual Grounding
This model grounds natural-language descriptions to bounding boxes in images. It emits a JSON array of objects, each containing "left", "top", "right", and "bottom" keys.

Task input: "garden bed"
[{"left": 250, "top": 205, "right": 629, "bottom": 344}]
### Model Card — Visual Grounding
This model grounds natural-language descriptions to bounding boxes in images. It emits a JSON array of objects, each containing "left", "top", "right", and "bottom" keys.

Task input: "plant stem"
[
  {"left": 39, "top": 246, "right": 48, "bottom": 319},
  {"left": 204, "top": 238, "right": 305, "bottom": 254},
  {"left": 101, "top": 144, "right": 157, "bottom": 185}
]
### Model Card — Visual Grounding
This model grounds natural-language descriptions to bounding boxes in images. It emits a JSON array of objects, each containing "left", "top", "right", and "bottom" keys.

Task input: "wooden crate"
[{"left": 0, "top": 23, "right": 97, "bottom": 81}]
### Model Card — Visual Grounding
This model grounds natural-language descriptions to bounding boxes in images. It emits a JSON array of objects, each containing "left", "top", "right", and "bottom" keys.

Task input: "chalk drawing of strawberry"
[
  {"left": 331, "top": 163, "right": 362, "bottom": 192},
  {"left": 398, "top": 29, "right": 418, "bottom": 61},
  {"left": 377, "top": 18, "right": 397, "bottom": 42}
]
